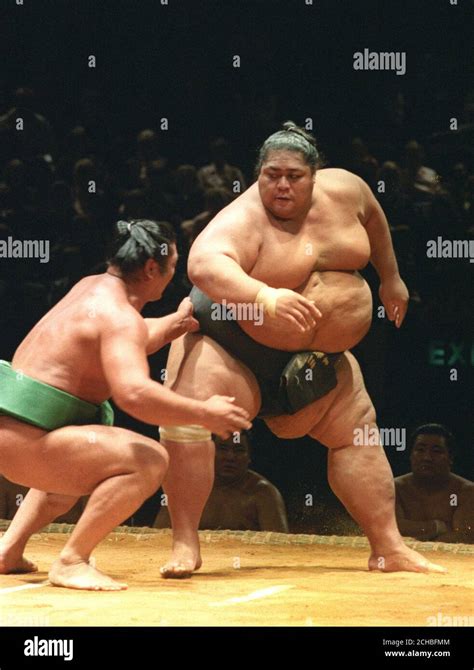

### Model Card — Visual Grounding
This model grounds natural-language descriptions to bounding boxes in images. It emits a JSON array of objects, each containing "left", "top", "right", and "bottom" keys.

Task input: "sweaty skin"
[{"left": 160, "top": 158, "right": 444, "bottom": 577}]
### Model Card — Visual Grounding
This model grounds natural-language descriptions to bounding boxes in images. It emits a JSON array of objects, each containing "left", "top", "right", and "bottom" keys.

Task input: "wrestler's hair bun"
[
  {"left": 107, "top": 219, "right": 176, "bottom": 275},
  {"left": 116, "top": 220, "right": 130, "bottom": 236},
  {"left": 281, "top": 120, "right": 317, "bottom": 148}
]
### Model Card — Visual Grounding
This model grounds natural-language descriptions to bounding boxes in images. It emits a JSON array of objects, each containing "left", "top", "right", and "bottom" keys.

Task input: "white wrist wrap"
[
  {"left": 255, "top": 286, "right": 281, "bottom": 317},
  {"left": 159, "top": 424, "right": 212, "bottom": 443}
]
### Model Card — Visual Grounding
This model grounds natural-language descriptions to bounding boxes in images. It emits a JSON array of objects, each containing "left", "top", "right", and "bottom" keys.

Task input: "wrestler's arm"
[
  {"left": 359, "top": 178, "right": 400, "bottom": 280},
  {"left": 255, "top": 481, "right": 289, "bottom": 532},
  {"left": 189, "top": 213, "right": 320, "bottom": 329},
  {"left": 395, "top": 489, "right": 446, "bottom": 540},
  {"left": 189, "top": 214, "right": 266, "bottom": 304},
  {"left": 144, "top": 298, "right": 199, "bottom": 355},
  {"left": 396, "top": 511, "right": 446, "bottom": 540},
  {"left": 99, "top": 310, "right": 250, "bottom": 431},
  {"left": 358, "top": 177, "right": 409, "bottom": 327}
]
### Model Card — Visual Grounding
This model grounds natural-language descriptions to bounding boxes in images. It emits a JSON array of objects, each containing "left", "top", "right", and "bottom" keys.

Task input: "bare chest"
[
  {"left": 401, "top": 487, "right": 457, "bottom": 523},
  {"left": 251, "top": 203, "right": 371, "bottom": 288},
  {"left": 201, "top": 488, "right": 259, "bottom": 530}
]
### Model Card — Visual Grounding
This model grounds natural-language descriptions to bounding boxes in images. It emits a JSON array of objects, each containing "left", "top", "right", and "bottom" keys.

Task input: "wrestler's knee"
[{"left": 130, "top": 439, "right": 169, "bottom": 496}]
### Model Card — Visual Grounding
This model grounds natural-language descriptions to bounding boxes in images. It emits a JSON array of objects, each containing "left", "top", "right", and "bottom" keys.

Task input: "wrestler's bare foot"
[
  {"left": 160, "top": 537, "right": 202, "bottom": 579},
  {"left": 49, "top": 558, "right": 127, "bottom": 591},
  {"left": 368, "top": 546, "right": 447, "bottom": 574},
  {"left": 0, "top": 546, "right": 38, "bottom": 574}
]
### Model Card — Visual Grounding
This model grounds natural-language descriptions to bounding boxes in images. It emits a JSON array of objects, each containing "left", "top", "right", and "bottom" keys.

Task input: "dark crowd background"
[{"left": 0, "top": 0, "right": 472, "bottom": 531}]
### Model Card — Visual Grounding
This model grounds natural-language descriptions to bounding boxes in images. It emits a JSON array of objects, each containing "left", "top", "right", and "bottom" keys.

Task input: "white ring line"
[
  {"left": 209, "top": 584, "right": 295, "bottom": 607},
  {"left": 0, "top": 581, "right": 49, "bottom": 595}
]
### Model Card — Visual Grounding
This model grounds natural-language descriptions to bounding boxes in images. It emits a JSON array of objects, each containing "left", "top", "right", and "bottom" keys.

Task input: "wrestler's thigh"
[
  {"left": 1, "top": 424, "right": 168, "bottom": 497},
  {"left": 309, "top": 352, "right": 376, "bottom": 448},
  {"left": 165, "top": 333, "right": 261, "bottom": 418},
  {"left": 264, "top": 352, "right": 375, "bottom": 445}
]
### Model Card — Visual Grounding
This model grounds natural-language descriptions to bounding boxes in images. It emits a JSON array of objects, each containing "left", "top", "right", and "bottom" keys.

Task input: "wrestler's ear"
[{"left": 143, "top": 258, "right": 158, "bottom": 279}]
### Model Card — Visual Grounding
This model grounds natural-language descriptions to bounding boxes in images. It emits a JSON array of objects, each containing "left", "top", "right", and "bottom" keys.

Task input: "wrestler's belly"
[{"left": 239, "top": 271, "right": 373, "bottom": 352}]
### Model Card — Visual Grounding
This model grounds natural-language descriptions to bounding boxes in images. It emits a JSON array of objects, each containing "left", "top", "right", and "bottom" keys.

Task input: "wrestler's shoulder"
[
  {"left": 208, "top": 184, "right": 264, "bottom": 227},
  {"left": 246, "top": 470, "right": 280, "bottom": 495},
  {"left": 393, "top": 473, "right": 414, "bottom": 488},
  {"left": 449, "top": 473, "right": 474, "bottom": 492},
  {"left": 83, "top": 277, "right": 144, "bottom": 329},
  {"left": 316, "top": 168, "right": 365, "bottom": 197},
  {"left": 225, "top": 182, "right": 262, "bottom": 213}
]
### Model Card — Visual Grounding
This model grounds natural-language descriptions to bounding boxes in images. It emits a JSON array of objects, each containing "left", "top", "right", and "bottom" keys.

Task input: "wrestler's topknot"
[
  {"left": 255, "top": 120, "right": 321, "bottom": 176},
  {"left": 281, "top": 120, "right": 317, "bottom": 148},
  {"left": 107, "top": 219, "right": 176, "bottom": 276}
]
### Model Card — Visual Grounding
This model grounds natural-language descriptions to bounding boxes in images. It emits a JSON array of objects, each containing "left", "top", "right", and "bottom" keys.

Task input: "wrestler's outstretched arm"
[
  {"left": 144, "top": 297, "right": 199, "bottom": 355},
  {"left": 100, "top": 307, "right": 251, "bottom": 436},
  {"left": 189, "top": 213, "right": 321, "bottom": 332},
  {"left": 359, "top": 177, "right": 409, "bottom": 327}
]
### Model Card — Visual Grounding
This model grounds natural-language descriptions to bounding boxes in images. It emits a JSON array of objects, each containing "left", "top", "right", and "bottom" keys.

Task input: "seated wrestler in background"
[
  {"left": 395, "top": 423, "right": 474, "bottom": 543},
  {"left": 158, "top": 121, "right": 445, "bottom": 577},
  {"left": 0, "top": 220, "right": 250, "bottom": 590},
  {"left": 154, "top": 431, "right": 288, "bottom": 532}
]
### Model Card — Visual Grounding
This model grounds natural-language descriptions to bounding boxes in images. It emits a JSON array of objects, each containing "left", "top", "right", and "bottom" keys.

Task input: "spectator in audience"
[
  {"left": 56, "top": 126, "right": 93, "bottom": 183},
  {"left": 143, "top": 160, "right": 175, "bottom": 222},
  {"left": 465, "top": 175, "right": 474, "bottom": 233},
  {"left": 181, "top": 186, "right": 233, "bottom": 248},
  {"left": 154, "top": 432, "right": 288, "bottom": 532},
  {"left": 48, "top": 180, "right": 74, "bottom": 243},
  {"left": 395, "top": 424, "right": 474, "bottom": 543},
  {"left": 0, "top": 159, "right": 36, "bottom": 228},
  {"left": 29, "top": 155, "right": 55, "bottom": 217},
  {"left": 447, "top": 162, "right": 468, "bottom": 213},
  {"left": 171, "top": 165, "right": 203, "bottom": 221},
  {"left": 126, "top": 129, "right": 170, "bottom": 191},
  {"left": 77, "top": 89, "right": 110, "bottom": 159},
  {"left": 198, "top": 137, "right": 247, "bottom": 194},
  {"left": 402, "top": 140, "right": 441, "bottom": 197},
  {"left": 0, "top": 87, "right": 56, "bottom": 162},
  {"left": 71, "top": 158, "right": 113, "bottom": 263},
  {"left": 118, "top": 188, "right": 148, "bottom": 220},
  {"left": 377, "top": 161, "right": 415, "bottom": 228},
  {"left": 348, "top": 137, "right": 379, "bottom": 191}
]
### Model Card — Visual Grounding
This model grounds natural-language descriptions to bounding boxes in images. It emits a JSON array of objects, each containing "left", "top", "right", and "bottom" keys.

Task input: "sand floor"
[{"left": 0, "top": 527, "right": 472, "bottom": 627}]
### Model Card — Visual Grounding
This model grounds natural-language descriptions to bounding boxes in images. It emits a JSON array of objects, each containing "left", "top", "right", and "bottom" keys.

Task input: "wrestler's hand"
[
  {"left": 202, "top": 395, "right": 252, "bottom": 439},
  {"left": 176, "top": 297, "right": 200, "bottom": 333},
  {"left": 273, "top": 289, "right": 322, "bottom": 332},
  {"left": 379, "top": 275, "right": 409, "bottom": 328}
]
